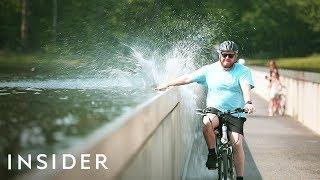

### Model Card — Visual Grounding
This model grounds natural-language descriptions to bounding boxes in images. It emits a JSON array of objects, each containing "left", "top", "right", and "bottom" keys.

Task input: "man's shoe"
[{"left": 205, "top": 153, "right": 217, "bottom": 170}]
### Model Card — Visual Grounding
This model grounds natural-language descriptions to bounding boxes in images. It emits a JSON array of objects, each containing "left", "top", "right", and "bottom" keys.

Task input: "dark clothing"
[{"left": 206, "top": 107, "right": 246, "bottom": 135}]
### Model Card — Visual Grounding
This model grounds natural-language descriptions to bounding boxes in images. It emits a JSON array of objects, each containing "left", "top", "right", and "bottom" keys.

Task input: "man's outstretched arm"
[{"left": 155, "top": 74, "right": 194, "bottom": 91}]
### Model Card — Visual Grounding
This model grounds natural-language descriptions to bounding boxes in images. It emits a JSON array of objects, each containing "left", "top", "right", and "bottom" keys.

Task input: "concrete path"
[{"left": 184, "top": 94, "right": 320, "bottom": 180}]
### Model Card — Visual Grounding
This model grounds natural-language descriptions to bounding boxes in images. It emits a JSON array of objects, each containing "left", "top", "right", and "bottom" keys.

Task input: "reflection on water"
[{"left": 0, "top": 87, "right": 155, "bottom": 178}]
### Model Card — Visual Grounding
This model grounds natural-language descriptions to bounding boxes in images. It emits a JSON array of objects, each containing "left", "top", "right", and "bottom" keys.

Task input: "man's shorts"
[{"left": 206, "top": 107, "right": 246, "bottom": 135}]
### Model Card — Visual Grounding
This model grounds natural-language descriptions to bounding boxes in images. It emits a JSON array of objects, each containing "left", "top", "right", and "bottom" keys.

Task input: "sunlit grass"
[
  {"left": 0, "top": 51, "right": 39, "bottom": 64},
  {"left": 247, "top": 54, "right": 320, "bottom": 73},
  {"left": 0, "top": 51, "right": 85, "bottom": 66}
]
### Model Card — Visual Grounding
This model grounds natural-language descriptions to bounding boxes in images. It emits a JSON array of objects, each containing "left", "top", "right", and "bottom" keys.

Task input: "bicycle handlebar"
[{"left": 196, "top": 108, "right": 247, "bottom": 116}]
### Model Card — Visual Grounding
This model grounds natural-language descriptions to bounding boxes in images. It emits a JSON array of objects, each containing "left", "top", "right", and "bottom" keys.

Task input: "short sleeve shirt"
[{"left": 191, "top": 62, "right": 255, "bottom": 117}]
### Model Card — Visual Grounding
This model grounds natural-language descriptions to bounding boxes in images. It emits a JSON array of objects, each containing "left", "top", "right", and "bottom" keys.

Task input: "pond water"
[{"left": 0, "top": 84, "right": 156, "bottom": 178}]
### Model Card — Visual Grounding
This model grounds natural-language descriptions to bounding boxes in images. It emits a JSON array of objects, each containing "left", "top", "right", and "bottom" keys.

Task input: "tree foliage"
[{"left": 0, "top": 0, "right": 319, "bottom": 58}]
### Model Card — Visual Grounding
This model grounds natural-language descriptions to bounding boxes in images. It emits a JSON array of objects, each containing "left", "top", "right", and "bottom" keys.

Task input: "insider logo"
[{"left": 8, "top": 154, "right": 108, "bottom": 170}]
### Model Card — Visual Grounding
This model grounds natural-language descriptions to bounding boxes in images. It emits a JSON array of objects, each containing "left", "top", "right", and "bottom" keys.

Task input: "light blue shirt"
[{"left": 191, "top": 62, "right": 254, "bottom": 117}]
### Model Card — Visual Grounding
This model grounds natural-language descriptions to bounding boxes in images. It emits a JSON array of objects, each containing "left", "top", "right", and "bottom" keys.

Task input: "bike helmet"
[{"left": 218, "top": 41, "right": 239, "bottom": 53}]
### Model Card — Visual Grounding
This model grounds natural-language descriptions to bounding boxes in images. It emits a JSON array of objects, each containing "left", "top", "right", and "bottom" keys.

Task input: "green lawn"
[
  {"left": 247, "top": 54, "right": 320, "bottom": 73},
  {"left": 0, "top": 51, "right": 87, "bottom": 76},
  {"left": 0, "top": 50, "right": 88, "bottom": 67}
]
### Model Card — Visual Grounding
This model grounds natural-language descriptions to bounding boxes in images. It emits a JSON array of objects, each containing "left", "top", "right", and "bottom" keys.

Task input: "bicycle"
[
  {"left": 196, "top": 108, "right": 246, "bottom": 180},
  {"left": 277, "top": 85, "right": 286, "bottom": 116}
]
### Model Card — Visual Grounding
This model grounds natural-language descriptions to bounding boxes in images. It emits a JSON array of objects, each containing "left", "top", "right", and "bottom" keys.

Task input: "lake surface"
[{"left": 0, "top": 84, "right": 156, "bottom": 178}]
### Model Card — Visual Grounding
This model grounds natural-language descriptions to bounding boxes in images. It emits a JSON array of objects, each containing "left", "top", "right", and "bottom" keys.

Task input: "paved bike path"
[{"left": 184, "top": 94, "right": 320, "bottom": 179}]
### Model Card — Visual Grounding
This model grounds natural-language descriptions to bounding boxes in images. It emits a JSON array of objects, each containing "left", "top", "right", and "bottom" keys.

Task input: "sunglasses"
[{"left": 221, "top": 53, "right": 235, "bottom": 58}]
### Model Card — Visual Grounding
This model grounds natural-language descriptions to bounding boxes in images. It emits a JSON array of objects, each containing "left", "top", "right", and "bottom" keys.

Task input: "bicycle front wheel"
[
  {"left": 222, "top": 150, "right": 228, "bottom": 180},
  {"left": 218, "top": 154, "right": 222, "bottom": 180},
  {"left": 228, "top": 149, "right": 236, "bottom": 180}
]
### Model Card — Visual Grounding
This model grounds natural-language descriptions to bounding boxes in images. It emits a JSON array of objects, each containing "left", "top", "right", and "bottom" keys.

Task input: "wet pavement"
[{"left": 185, "top": 94, "right": 320, "bottom": 180}]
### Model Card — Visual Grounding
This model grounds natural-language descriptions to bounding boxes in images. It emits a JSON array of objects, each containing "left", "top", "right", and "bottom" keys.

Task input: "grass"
[
  {"left": 0, "top": 51, "right": 39, "bottom": 63},
  {"left": 247, "top": 54, "right": 320, "bottom": 73},
  {"left": 0, "top": 50, "right": 87, "bottom": 67},
  {"left": 0, "top": 51, "right": 88, "bottom": 77}
]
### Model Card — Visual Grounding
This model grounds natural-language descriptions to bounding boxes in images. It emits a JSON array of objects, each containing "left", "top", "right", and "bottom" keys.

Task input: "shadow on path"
[{"left": 243, "top": 140, "right": 262, "bottom": 180}]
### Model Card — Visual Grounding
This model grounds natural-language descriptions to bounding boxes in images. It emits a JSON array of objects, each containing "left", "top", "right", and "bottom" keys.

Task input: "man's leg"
[
  {"left": 202, "top": 113, "right": 219, "bottom": 169},
  {"left": 231, "top": 132, "right": 245, "bottom": 177},
  {"left": 202, "top": 113, "right": 219, "bottom": 148}
]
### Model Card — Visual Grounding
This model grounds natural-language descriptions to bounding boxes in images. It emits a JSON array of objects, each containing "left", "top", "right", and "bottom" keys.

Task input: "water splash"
[
  {"left": 116, "top": 40, "right": 203, "bottom": 88},
  {"left": 0, "top": 40, "right": 206, "bottom": 90}
]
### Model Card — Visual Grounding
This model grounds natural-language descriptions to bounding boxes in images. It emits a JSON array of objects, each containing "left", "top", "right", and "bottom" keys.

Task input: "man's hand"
[
  {"left": 244, "top": 103, "right": 255, "bottom": 114},
  {"left": 155, "top": 83, "right": 170, "bottom": 91}
]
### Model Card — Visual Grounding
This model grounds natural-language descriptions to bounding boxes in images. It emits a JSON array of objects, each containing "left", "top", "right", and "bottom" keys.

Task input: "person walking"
[
  {"left": 268, "top": 60, "right": 279, "bottom": 77},
  {"left": 155, "top": 41, "right": 255, "bottom": 180},
  {"left": 268, "top": 71, "right": 282, "bottom": 116},
  {"left": 266, "top": 60, "right": 281, "bottom": 116}
]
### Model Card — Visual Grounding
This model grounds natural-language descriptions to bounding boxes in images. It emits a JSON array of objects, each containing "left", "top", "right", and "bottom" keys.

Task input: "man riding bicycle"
[{"left": 156, "top": 41, "right": 255, "bottom": 180}]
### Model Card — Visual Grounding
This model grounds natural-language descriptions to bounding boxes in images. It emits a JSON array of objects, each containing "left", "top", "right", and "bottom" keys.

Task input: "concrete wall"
[
  {"left": 119, "top": 103, "right": 181, "bottom": 180},
  {"left": 119, "top": 86, "right": 205, "bottom": 180},
  {"left": 251, "top": 67, "right": 320, "bottom": 134},
  {"left": 22, "top": 86, "right": 205, "bottom": 180}
]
